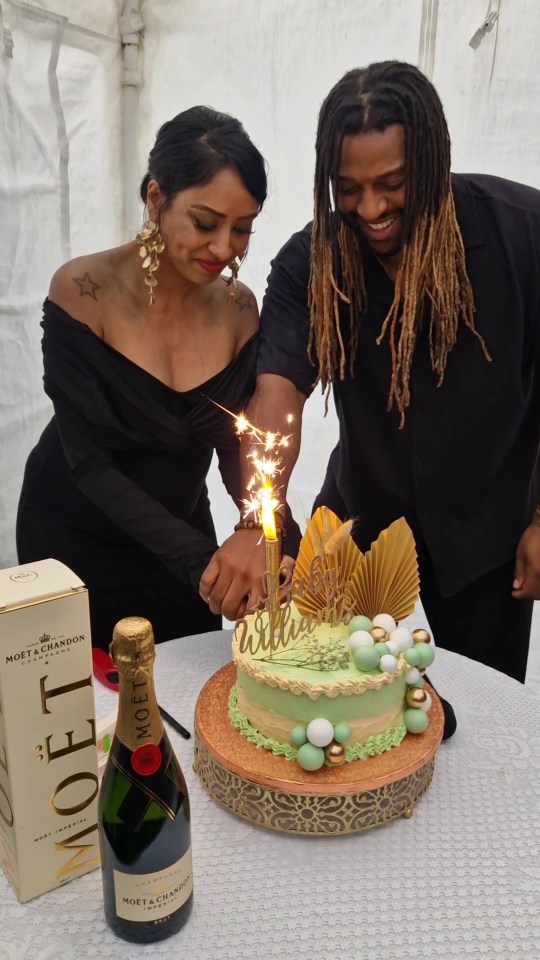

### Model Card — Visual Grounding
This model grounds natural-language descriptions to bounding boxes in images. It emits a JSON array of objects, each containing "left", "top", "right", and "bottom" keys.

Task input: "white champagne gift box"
[{"left": 0, "top": 559, "right": 99, "bottom": 901}]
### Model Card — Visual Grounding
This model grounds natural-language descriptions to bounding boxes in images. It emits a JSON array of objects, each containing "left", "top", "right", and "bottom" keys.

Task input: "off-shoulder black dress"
[{"left": 17, "top": 300, "right": 262, "bottom": 650}]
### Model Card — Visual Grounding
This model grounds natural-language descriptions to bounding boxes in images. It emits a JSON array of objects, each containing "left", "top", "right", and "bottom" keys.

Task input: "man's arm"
[
  {"left": 512, "top": 507, "right": 540, "bottom": 599},
  {"left": 200, "top": 223, "right": 314, "bottom": 620},
  {"left": 199, "top": 374, "right": 306, "bottom": 620},
  {"left": 514, "top": 295, "right": 540, "bottom": 600}
]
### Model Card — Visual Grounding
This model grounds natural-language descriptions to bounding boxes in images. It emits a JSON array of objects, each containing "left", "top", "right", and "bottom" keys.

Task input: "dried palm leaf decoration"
[{"left": 293, "top": 507, "right": 419, "bottom": 622}]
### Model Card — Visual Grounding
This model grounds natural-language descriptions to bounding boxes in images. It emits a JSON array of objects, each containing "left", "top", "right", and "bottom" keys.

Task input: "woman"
[{"left": 17, "top": 106, "right": 268, "bottom": 651}]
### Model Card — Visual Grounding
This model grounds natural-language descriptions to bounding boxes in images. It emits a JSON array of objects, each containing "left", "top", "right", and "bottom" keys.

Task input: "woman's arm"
[{"left": 53, "top": 400, "right": 217, "bottom": 592}]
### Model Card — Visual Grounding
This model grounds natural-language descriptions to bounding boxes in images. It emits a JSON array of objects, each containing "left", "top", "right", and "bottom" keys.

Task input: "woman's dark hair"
[
  {"left": 140, "top": 105, "right": 267, "bottom": 209},
  {"left": 309, "top": 61, "right": 489, "bottom": 423}
]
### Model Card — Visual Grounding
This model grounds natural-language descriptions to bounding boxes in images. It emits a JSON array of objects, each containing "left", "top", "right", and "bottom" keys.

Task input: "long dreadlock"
[{"left": 309, "top": 61, "right": 490, "bottom": 424}]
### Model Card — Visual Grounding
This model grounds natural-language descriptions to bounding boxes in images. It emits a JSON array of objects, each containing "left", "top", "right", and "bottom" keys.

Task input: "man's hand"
[
  {"left": 199, "top": 529, "right": 268, "bottom": 620},
  {"left": 512, "top": 523, "right": 540, "bottom": 599}
]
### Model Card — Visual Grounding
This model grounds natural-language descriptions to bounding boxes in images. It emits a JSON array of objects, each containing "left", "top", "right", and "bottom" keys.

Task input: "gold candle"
[{"left": 261, "top": 485, "right": 281, "bottom": 650}]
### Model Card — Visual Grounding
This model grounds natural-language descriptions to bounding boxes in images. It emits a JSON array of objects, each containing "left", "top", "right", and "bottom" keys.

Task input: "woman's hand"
[
  {"left": 199, "top": 528, "right": 268, "bottom": 621},
  {"left": 199, "top": 536, "right": 296, "bottom": 622}
]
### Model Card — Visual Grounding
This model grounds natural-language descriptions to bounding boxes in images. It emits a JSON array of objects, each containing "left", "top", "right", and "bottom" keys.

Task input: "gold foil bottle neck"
[
  {"left": 110, "top": 616, "right": 156, "bottom": 674},
  {"left": 109, "top": 617, "right": 163, "bottom": 749}
]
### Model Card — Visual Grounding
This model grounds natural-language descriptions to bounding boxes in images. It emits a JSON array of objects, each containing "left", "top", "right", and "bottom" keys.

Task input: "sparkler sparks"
[
  {"left": 204, "top": 398, "right": 298, "bottom": 643},
  {"left": 233, "top": 412, "right": 292, "bottom": 525},
  {"left": 206, "top": 397, "right": 292, "bottom": 525}
]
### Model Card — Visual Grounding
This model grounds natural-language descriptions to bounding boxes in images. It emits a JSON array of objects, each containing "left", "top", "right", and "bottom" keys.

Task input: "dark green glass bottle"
[{"left": 98, "top": 617, "right": 193, "bottom": 943}]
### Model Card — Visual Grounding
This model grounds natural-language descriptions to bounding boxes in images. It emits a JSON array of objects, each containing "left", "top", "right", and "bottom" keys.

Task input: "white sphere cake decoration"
[
  {"left": 348, "top": 630, "right": 375, "bottom": 651},
  {"left": 379, "top": 653, "right": 398, "bottom": 674},
  {"left": 306, "top": 718, "right": 334, "bottom": 748},
  {"left": 420, "top": 692, "right": 433, "bottom": 712},
  {"left": 372, "top": 613, "right": 396, "bottom": 634},
  {"left": 389, "top": 626, "right": 413, "bottom": 651},
  {"left": 385, "top": 638, "right": 402, "bottom": 657},
  {"left": 405, "top": 667, "right": 421, "bottom": 685}
]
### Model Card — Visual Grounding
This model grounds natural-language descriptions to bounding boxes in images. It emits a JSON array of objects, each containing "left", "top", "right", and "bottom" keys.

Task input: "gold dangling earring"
[
  {"left": 223, "top": 258, "right": 239, "bottom": 302},
  {"left": 224, "top": 246, "right": 249, "bottom": 303},
  {"left": 136, "top": 220, "right": 165, "bottom": 306}
]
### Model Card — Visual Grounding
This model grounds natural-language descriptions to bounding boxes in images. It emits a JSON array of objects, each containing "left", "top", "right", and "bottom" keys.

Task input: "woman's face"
[{"left": 147, "top": 168, "right": 260, "bottom": 285}]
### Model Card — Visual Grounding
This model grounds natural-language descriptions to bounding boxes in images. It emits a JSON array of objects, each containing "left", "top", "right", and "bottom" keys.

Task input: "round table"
[{"left": 1, "top": 632, "right": 539, "bottom": 960}]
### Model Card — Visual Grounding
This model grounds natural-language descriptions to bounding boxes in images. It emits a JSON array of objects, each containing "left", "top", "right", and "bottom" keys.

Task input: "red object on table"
[{"left": 92, "top": 647, "right": 119, "bottom": 691}]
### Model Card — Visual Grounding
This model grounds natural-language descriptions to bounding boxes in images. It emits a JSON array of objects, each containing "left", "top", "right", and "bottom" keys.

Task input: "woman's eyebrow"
[{"left": 190, "top": 203, "right": 256, "bottom": 221}]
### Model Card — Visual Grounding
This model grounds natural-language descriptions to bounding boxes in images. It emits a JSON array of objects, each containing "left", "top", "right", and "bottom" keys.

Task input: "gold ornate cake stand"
[{"left": 193, "top": 663, "right": 443, "bottom": 836}]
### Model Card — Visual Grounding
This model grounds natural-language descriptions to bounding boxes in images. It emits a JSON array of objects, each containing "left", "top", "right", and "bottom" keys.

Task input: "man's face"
[{"left": 336, "top": 124, "right": 406, "bottom": 262}]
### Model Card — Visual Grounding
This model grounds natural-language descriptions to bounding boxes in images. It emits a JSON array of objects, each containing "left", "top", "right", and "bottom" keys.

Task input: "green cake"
[{"left": 229, "top": 509, "right": 435, "bottom": 772}]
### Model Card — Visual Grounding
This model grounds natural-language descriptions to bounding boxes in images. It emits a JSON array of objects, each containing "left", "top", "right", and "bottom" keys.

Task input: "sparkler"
[
  {"left": 234, "top": 411, "right": 294, "bottom": 644},
  {"left": 205, "top": 398, "right": 294, "bottom": 639},
  {"left": 260, "top": 480, "right": 281, "bottom": 642},
  {"left": 233, "top": 411, "right": 291, "bottom": 526},
  {"left": 206, "top": 398, "right": 292, "bottom": 525}
]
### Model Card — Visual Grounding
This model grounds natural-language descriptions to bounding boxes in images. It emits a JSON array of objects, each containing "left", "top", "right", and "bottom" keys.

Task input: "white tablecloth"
[{"left": 1, "top": 632, "right": 539, "bottom": 960}]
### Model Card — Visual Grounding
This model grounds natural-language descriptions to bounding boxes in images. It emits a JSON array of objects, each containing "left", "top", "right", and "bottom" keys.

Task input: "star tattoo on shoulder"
[
  {"left": 234, "top": 289, "right": 254, "bottom": 313},
  {"left": 73, "top": 272, "right": 101, "bottom": 300}
]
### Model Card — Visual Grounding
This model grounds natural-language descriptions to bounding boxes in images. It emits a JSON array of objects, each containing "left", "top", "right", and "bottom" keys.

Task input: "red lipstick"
[{"left": 198, "top": 260, "right": 227, "bottom": 275}]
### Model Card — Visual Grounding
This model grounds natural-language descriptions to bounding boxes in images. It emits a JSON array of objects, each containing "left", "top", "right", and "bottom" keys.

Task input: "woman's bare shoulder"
[
  {"left": 48, "top": 248, "right": 126, "bottom": 337},
  {"left": 230, "top": 280, "right": 258, "bottom": 317},
  {"left": 222, "top": 279, "right": 259, "bottom": 348}
]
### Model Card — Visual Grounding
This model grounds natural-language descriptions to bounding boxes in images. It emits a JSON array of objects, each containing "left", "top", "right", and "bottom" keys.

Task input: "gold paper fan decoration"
[
  {"left": 293, "top": 508, "right": 419, "bottom": 623},
  {"left": 350, "top": 518, "right": 419, "bottom": 621},
  {"left": 293, "top": 507, "right": 363, "bottom": 619}
]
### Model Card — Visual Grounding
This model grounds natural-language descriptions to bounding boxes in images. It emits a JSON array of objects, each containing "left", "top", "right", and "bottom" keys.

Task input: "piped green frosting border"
[{"left": 228, "top": 685, "right": 406, "bottom": 764}]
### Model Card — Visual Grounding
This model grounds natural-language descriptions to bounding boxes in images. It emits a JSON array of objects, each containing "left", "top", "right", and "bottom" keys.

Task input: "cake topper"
[{"left": 236, "top": 506, "right": 420, "bottom": 660}]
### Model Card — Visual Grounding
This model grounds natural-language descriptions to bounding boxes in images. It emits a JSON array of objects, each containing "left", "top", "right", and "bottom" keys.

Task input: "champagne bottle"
[{"left": 98, "top": 617, "right": 193, "bottom": 943}]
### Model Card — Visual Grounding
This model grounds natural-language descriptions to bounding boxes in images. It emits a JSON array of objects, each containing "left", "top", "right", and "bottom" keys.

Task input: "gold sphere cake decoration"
[
  {"left": 406, "top": 688, "right": 428, "bottom": 708},
  {"left": 324, "top": 741, "right": 346, "bottom": 765}
]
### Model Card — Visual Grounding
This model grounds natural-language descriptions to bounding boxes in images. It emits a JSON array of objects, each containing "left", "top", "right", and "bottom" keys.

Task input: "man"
[{"left": 200, "top": 60, "right": 540, "bottom": 683}]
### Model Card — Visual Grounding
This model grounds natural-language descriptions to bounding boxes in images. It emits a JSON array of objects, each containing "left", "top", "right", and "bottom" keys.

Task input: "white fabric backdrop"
[
  {"left": 1, "top": 1, "right": 540, "bottom": 692},
  {"left": 0, "top": 0, "right": 122, "bottom": 566}
]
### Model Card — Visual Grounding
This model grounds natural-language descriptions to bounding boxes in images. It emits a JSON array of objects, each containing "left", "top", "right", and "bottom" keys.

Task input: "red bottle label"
[
  {"left": 131, "top": 743, "right": 162, "bottom": 776},
  {"left": 109, "top": 736, "right": 183, "bottom": 828}
]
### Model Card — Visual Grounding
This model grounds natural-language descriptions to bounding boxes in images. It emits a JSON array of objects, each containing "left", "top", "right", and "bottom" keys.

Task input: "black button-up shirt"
[{"left": 257, "top": 174, "right": 540, "bottom": 596}]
